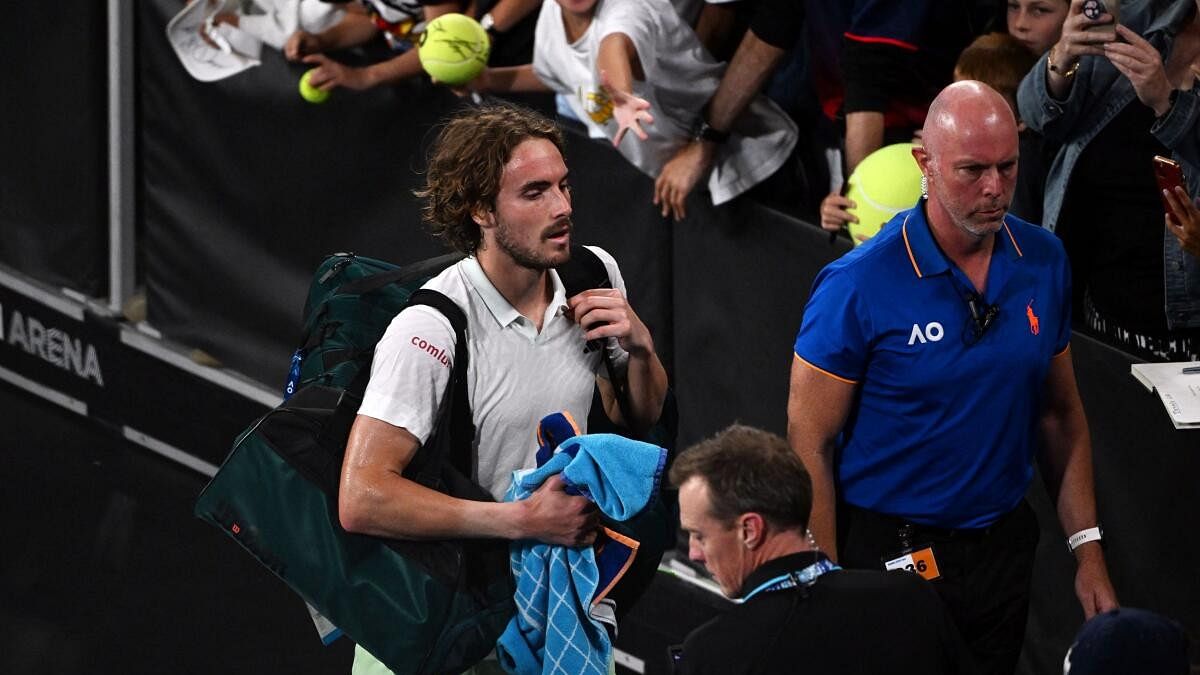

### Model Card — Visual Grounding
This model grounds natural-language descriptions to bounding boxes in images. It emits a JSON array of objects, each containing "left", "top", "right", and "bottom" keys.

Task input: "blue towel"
[{"left": 496, "top": 420, "right": 667, "bottom": 675}]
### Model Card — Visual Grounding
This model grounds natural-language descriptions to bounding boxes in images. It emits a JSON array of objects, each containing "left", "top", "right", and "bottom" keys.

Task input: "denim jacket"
[{"left": 1017, "top": 0, "right": 1200, "bottom": 330}]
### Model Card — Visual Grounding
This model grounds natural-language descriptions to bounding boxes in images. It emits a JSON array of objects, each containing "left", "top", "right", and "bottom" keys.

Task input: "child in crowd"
[{"left": 468, "top": 0, "right": 798, "bottom": 221}]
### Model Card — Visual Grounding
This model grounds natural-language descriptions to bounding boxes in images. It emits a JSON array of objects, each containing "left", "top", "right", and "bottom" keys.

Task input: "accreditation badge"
[{"left": 882, "top": 545, "right": 942, "bottom": 581}]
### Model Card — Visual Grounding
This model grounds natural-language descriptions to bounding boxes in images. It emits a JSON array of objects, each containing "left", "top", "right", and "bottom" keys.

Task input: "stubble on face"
[
  {"left": 492, "top": 215, "right": 573, "bottom": 271},
  {"left": 920, "top": 82, "right": 1020, "bottom": 240},
  {"left": 482, "top": 137, "right": 575, "bottom": 271}
]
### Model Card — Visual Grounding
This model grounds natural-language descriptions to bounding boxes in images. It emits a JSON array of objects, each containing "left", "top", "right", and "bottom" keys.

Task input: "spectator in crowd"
[
  {"left": 285, "top": 0, "right": 541, "bottom": 93},
  {"left": 469, "top": 0, "right": 799, "bottom": 223},
  {"left": 338, "top": 103, "right": 668, "bottom": 673},
  {"left": 954, "top": 32, "right": 1038, "bottom": 117},
  {"left": 1018, "top": 0, "right": 1200, "bottom": 362},
  {"left": 951, "top": 32, "right": 1055, "bottom": 223},
  {"left": 790, "top": 81, "right": 1117, "bottom": 675},
  {"left": 670, "top": 425, "right": 974, "bottom": 675},
  {"left": 1007, "top": 0, "right": 1069, "bottom": 57},
  {"left": 820, "top": 31, "right": 1040, "bottom": 237},
  {"left": 814, "top": 0, "right": 992, "bottom": 236},
  {"left": 1064, "top": 608, "right": 1189, "bottom": 675},
  {"left": 653, "top": 0, "right": 809, "bottom": 221}
]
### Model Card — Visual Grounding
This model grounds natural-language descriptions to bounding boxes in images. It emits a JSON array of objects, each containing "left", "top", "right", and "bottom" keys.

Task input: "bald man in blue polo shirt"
[{"left": 788, "top": 81, "right": 1118, "bottom": 675}]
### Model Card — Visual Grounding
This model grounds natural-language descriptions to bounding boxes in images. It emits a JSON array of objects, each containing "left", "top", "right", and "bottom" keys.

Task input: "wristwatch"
[
  {"left": 691, "top": 119, "right": 729, "bottom": 145},
  {"left": 480, "top": 12, "right": 498, "bottom": 35},
  {"left": 1067, "top": 526, "right": 1104, "bottom": 552}
]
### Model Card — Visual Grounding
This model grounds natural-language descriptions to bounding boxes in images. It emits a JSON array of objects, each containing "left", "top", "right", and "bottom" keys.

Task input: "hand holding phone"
[
  {"left": 1154, "top": 155, "right": 1184, "bottom": 218},
  {"left": 1081, "top": 0, "right": 1119, "bottom": 33}
]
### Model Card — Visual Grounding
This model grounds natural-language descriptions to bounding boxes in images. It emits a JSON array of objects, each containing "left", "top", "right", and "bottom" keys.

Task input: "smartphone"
[
  {"left": 1083, "top": 0, "right": 1120, "bottom": 33},
  {"left": 1154, "top": 155, "right": 1185, "bottom": 217}
]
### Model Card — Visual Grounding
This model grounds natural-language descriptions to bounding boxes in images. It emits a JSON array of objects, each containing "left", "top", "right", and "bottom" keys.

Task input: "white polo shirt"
[{"left": 357, "top": 246, "right": 630, "bottom": 500}]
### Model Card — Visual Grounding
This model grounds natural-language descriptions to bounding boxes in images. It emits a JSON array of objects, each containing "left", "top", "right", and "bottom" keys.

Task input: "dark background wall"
[{"left": 0, "top": 2, "right": 108, "bottom": 296}]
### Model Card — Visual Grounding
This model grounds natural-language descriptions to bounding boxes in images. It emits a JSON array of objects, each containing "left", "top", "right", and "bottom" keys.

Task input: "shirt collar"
[
  {"left": 460, "top": 257, "right": 568, "bottom": 328},
  {"left": 900, "top": 204, "right": 1025, "bottom": 280},
  {"left": 735, "top": 550, "right": 828, "bottom": 599}
]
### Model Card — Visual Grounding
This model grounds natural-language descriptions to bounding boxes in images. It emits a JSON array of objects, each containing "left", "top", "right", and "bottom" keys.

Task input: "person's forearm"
[
  {"left": 1042, "top": 408, "right": 1100, "bottom": 546},
  {"left": 1039, "top": 354, "right": 1104, "bottom": 561},
  {"left": 340, "top": 470, "right": 527, "bottom": 540},
  {"left": 362, "top": 49, "right": 424, "bottom": 88},
  {"left": 799, "top": 444, "right": 838, "bottom": 558},
  {"left": 704, "top": 29, "right": 786, "bottom": 133},
  {"left": 597, "top": 33, "right": 641, "bottom": 90},
  {"left": 1045, "top": 52, "right": 1077, "bottom": 102},
  {"left": 481, "top": 65, "right": 552, "bottom": 93},
  {"left": 845, "top": 111, "right": 884, "bottom": 175},
  {"left": 623, "top": 348, "right": 668, "bottom": 435},
  {"left": 317, "top": 11, "right": 380, "bottom": 51},
  {"left": 693, "top": 2, "right": 737, "bottom": 55},
  {"left": 482, "top": 0, "right": 542, "bottom": 32}
]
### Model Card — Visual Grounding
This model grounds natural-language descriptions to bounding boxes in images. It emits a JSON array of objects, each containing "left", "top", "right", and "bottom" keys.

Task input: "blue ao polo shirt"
[{"left": 793, "top": 203, "right": 1072, "bottom": 529}]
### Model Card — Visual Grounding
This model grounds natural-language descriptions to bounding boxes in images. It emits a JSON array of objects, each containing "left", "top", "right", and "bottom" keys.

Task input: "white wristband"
[{"left": 1067, "top": 526, "right": 1103, "bottom": 552}]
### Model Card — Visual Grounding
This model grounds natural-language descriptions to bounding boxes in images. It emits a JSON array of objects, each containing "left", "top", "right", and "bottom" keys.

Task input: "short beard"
[
  {"left": 494, "top": 219, "right": 572, "bottom": 270},
  {"left": 955, "top": 214, "right": 1003, "bottom": 239}
]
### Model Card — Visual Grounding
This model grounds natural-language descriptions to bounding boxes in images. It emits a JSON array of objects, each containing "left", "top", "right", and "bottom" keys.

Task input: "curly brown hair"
[{"left": 416, "top": 104, "right": 565, "bottom": 255}]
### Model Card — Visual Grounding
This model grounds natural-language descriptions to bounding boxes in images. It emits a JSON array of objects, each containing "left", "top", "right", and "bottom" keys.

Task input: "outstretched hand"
[
  {"left": 301, "top": 53, "right": 374, "bottom": 92},
  {"left": 599, "top": 69, "right": 653, "bottom": 148}
]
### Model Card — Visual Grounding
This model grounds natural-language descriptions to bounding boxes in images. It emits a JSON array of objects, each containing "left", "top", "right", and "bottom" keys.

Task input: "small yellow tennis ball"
[
  {"left": 418, "top": 13, "right": 490, "bottom": 86},
  {"left": 846, "top": 143, "right": 924, "bottom": 245},
  {"left": 299, "top": 69, "right": 330, "bottom": 104}
]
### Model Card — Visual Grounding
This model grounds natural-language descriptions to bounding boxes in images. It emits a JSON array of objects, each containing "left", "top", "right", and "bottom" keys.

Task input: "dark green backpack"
[{"left": 195, "top": 246, "right": 677, "bottom": 675}]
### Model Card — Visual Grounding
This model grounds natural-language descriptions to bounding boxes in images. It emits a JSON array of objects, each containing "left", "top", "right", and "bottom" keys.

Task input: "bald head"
[
  {"left": 913, "top": 80, "right": 1021, "bottom": 240},
  {"left": 921, "top": 81, "right": 1018, "bottom": 157}
]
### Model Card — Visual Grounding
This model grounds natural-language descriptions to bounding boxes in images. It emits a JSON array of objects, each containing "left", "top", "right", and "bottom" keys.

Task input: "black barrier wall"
[{"left": 1, "top": 1, "right": 108, "bottom": 296}]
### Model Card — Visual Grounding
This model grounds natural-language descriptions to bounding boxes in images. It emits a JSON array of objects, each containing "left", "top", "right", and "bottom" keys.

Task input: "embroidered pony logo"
[{"left": 1026, "top": 299, "right": 1040, "bottom": 336}]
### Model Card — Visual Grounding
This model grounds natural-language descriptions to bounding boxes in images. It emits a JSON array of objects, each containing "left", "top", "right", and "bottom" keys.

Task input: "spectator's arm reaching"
[
  {"left": 597, "top": 33, "right": 653, "bottom": 147},
  {"left": 472, "top": 64, "right": 553, "bottom": 93},
  {"left": 284, "top": 5, "right": 377, "bottom": 61},
  {"left": 480, "top": 0, "right": 543, "bottom": 35},
  {"left": 654, "top": 29, "right": 787, "bottom": 221},
  {"left": 293, "top": 3, "right": 459, "bottom": 92}
]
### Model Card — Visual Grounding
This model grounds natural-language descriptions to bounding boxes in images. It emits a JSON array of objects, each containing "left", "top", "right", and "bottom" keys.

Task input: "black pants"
[{"left": 838, "top": 501, "right": 1040, "bottom": 675}]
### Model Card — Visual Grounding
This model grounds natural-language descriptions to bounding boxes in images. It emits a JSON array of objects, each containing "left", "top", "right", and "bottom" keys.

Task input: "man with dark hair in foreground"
[{"left": 671, "top": 424, "right": 973, "bottom": 675}]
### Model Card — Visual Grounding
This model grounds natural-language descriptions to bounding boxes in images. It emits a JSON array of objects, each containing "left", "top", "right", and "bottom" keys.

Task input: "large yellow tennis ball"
[
  {"left": 846, "top": 143, "right": 923, "bottom": 245},
  {"left": 299, "top": 69, "right": 330, "bottom": 104},
  {"left": 418, "top": 13, "right": 490, "bottom": 86}
]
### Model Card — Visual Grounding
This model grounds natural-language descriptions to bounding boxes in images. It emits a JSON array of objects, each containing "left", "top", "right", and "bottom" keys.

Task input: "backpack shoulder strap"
[
  {"left": 336, "top": 253, "right": 465, "bottom": 297},
  {"left": 557, "top": 245, "right": 638, "bottom": 427},
  {"left": 404, "top": 288, "right": 476, "bottom": 485},
  {"left": 557, "top": 245, "right": 611, "bottom": 296}
]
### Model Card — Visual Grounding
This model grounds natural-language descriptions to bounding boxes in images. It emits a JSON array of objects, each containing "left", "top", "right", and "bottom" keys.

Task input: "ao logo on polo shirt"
[{"left": 907, "top": 321, "right": 945, "bottom": 345}]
